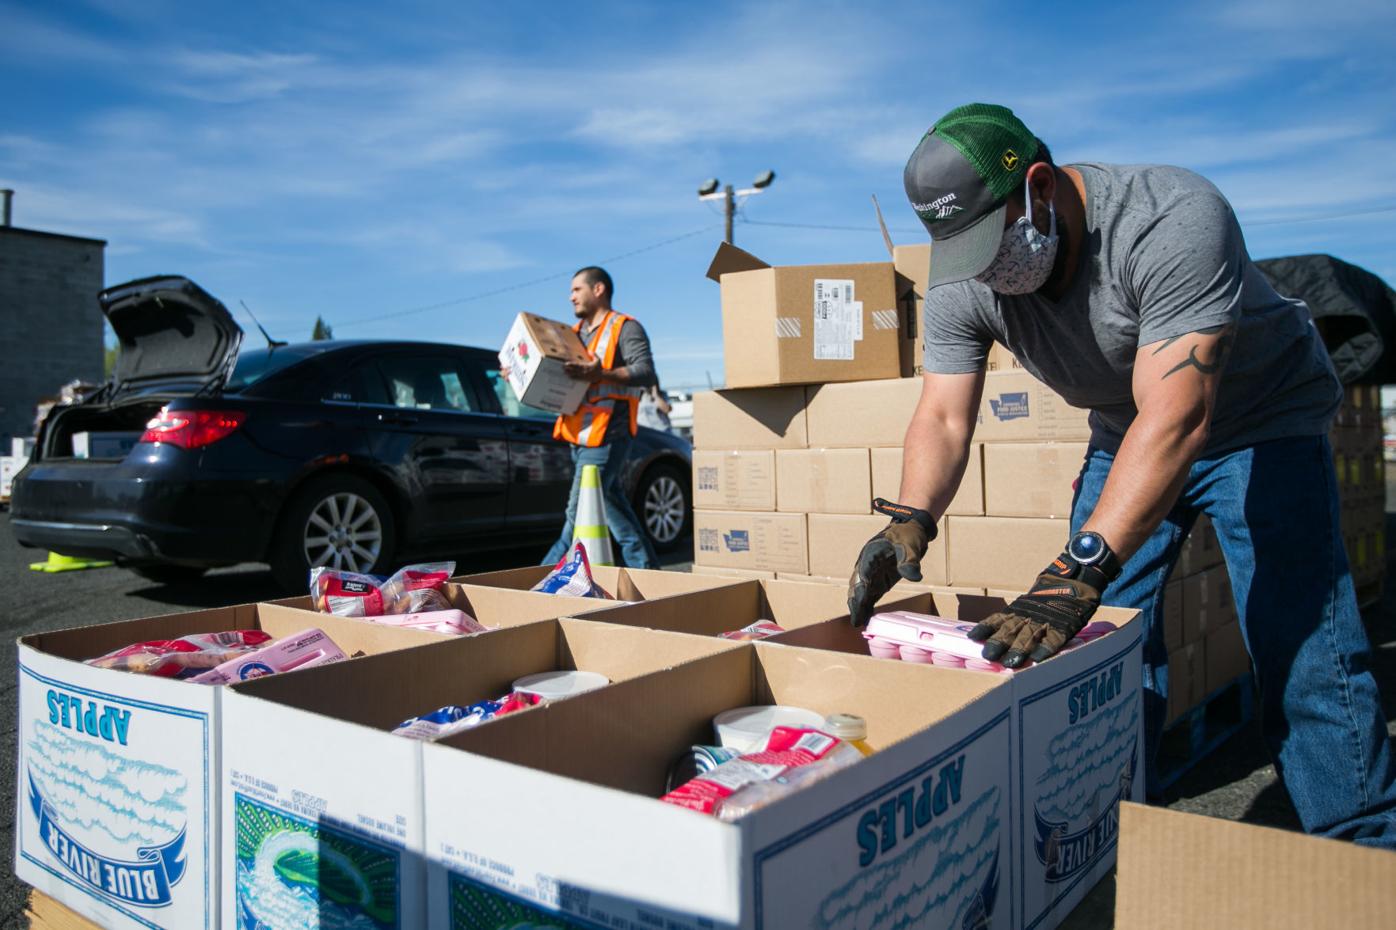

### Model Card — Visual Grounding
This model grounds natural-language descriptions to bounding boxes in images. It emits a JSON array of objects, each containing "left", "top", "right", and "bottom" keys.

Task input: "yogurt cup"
[
  {"left": 511, "top": 669, "right": 610, "bottom": 700},
  {"left": 712, "top": 705, "right": 825, "bottom": 753}
]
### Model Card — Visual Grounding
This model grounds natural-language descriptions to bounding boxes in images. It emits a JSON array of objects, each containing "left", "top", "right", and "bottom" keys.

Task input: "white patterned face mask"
[{"left": 975, "top": 176, "right": 1059, "bottom": 295}]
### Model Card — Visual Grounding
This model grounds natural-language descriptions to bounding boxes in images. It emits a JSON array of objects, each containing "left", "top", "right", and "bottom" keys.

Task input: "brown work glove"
[
  {"left": 967, "top": 539, "right": 1118, "bottom": 667},
  {"left": 847, "top": 499, "right": 937, "bottom": 627}
]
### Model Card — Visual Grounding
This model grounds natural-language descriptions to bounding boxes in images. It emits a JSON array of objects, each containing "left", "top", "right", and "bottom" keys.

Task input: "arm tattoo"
[{"left": 1160, "top": 325, "right": 1236, "bottom": 380}]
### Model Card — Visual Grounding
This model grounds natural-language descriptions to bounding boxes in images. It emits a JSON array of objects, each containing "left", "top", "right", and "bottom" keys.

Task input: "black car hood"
[{"left": 100, "top": 275, "right": 244, "bottom": 399}]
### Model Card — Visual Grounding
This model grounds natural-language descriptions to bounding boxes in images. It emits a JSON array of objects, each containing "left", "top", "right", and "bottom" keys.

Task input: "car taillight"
[{"left": 140, "top": 408, "right": 247, "bottom": 449}]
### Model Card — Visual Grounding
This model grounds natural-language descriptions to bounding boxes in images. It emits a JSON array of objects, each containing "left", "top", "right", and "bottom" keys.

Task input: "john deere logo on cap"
[{"left": 1002, "top": 149, "right": 1020, "bottom": 171}]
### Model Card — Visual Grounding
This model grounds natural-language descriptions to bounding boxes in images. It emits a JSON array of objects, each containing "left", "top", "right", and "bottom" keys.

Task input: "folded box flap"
[{"left": 706, "top": 241, "right": 770, "bottom": 282}]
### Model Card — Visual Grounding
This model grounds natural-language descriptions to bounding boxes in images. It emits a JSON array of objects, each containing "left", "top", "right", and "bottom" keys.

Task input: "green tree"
[
  {"left": 311, "top": 316, "right": 334, "bottom": 341},
  {"left": 104, "top": 344, "right": 120, "bottom": 377}
]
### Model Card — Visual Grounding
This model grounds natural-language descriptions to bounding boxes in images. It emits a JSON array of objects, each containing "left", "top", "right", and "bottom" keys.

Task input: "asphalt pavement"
[{"left": 3, "top": 504, "right": 1395, "bottom": 928}]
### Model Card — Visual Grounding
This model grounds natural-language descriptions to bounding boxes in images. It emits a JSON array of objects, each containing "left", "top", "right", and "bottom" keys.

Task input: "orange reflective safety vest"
[{"left": 553, "top": 309, "right": 643, "bottom": 447}]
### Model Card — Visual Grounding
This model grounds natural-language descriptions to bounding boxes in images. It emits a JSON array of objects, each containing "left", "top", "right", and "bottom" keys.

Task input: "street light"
[{"left": 697, "top": 170, "right": 777, "bottom": 244}]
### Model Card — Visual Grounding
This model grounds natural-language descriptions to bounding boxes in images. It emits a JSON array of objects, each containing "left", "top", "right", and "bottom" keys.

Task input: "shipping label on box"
[
  {"left": 710, "top": 243, "right": 902, "bottom": 388},
  {"left": 498, "top": 312, "right": 590, "bottom": 415},
  {"left": 982, "top": 442, "right": 1088, "bottom": 519},
  {"left": 976, "top": 370, "right": 1092, "bottom": 442},
  {"left": 693, "top": 450, "right": 777, "bottom": 511},
  {"left": 694, "top": 510, "right": 808, "bottom": 574},
  {"left": 872, "top": 444, "right": 984, "bottom": 516},
  {"left": 775, "top": 448, "right": 871, "bottom": 514}
]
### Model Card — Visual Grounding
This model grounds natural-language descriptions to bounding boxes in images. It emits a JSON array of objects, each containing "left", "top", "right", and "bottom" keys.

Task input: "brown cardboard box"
[
  {"left": 1181, "top": 567, "right": 1233, "bottom": 644},
  {"left": 498, "top": 312, "right": 591, "bottom": 414},
  {"left": 692, "top": 449, "right": 776, "bottom": 511},
  {"left": 689, "top": 564, "right": 777, "bottom": 581},
  {"left": 946, "top": 515, "right": 1068, "bottom": 589},
  {"left": 892, "top": 243, "right": 930, "bottom": 377},
  {"left": 1115, "top": 802, "right": 1396, "bottom": 930},
  {"left": 693, "top": 510, "right": 808, "bottom": 574},
  {"left": 807, "top": 512, "right": 948, "bottom": 585},
  {"left": 804, "top": 377, "right": 922, "bottom": 448},
  {"left": 708, "top": 242, "right": 902, "bottom": 388},
  {"left": 982, "top": 442, "right": 1088, "bottom": 518},
  {"left": 1205, "top": 620, "right": 1250, "bottom": 693},
  {"left": 871, "top": 444, "right": 985, "bottom": 516},
  {"left": 775, "top": 448, "right": 871, "bottom": 514},
  {"left": 1162, "top": 579, "right": 1183, "bottom": 652},
  {"left": 1166, "top": 642, "right": 1203, "bottom": 724},
  {"left": 451, "top": 564, "right": 739, "bottom": 602},
  {"left": 27, "top": 891, "right": 103, "bottom": 930},
  {"left": 693, "top": 386, "right": 808, "bottom": 450},
  {"left": 777, "top": 573, "right": 987, "bottom": 599},
  {"left": 975, "top": 369, "right": 1092, "bottom": 442}
]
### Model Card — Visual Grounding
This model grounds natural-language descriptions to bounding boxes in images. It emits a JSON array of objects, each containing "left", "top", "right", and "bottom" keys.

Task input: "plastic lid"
[
  {"left": 822, "top": 713, "right": 868, "bottom": 742},
  {"left": 512, "top": 670, "right": 610, "bottom": 700},
  {"left": 712, "top": 705, "right": 825, "bottom": 752}
]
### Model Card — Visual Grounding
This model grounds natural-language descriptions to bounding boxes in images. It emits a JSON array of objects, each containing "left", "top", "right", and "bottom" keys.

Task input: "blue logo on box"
[
  {"left": 723, "top": 531, "right": 750, "bottom": 553},
  {"left": 988, "top": 392, "right": 1030, "bottom": 421}
]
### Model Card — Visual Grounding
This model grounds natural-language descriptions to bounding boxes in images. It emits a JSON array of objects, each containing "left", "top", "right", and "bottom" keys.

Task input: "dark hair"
[{"left": 574, "top": 266, "right": 614, "bottom": 301}]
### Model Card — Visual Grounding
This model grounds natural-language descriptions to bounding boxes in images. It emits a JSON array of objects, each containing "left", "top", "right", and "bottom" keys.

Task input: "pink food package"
[
  {"left": 363, "top": 609, "right": 488, "bottom": 636},
  {"left": 189, "top": 628, "right": 348, "bottom": 684},
  {"left": 718, "top": 620, "right": 786, "bottom": 641},
  {"left": 660, "top": 726, "right": 842, "bottom": 814},
  {"left": 864, "top": 611, "right": 1115, "bottom": 671},
  {"left": 85, "top": 630, "right": 275, "bottom": 678}
]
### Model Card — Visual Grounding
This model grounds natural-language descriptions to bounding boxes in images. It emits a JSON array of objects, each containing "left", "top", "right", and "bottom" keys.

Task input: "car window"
[
  {"left": 484, "top": 369, "right": 554, "bottom": 420},
  {"left": 322, "top": 367, "right": 391, "bottom": 405},
  {"left": 376, "top": 356, "right": 477, "bottom": 412}
]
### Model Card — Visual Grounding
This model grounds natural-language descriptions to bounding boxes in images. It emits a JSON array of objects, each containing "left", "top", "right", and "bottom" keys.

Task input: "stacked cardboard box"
[
  {"left": 1160, "top": 517, "right": 1246, "bottom": 724},
  {"left": 1332, "top": 384, "right": 1386, "bottom": 603}
]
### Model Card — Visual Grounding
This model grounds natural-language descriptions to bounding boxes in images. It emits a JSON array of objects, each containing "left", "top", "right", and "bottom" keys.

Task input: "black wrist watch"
[
  {"left": 1064, "top": 531, "right": 1123, "bottom": 583},
  {"left": 871, "top": 498, "right": 938, "bottom": 540}
]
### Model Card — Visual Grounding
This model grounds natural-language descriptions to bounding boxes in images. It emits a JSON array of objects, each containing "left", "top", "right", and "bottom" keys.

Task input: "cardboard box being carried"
[
  {"left": 13, "top": 600, "right": 454, "bottom": 930},
  {"left": 421, "top": 604, "right": 1143, "bottom": 930},
  {"left": 708, "top": 242, "right": 903, "bottom": 388},
  {"left": 498, "top": 312, "right": 590, "bottom": 414},
  {"left": 1115, "top": 803, "right": 1396, "bottom": 930},
  {"left": 218, "top": 619, "right": 738, "bottom": 929}
]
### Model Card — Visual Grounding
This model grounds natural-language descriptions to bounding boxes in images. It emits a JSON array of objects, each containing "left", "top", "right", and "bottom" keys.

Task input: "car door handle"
[{"left": 378, "top": 412, "right": 419, "bottom": 426}]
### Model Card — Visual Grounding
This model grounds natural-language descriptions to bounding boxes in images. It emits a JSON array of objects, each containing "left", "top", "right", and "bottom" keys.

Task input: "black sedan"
[{"left": 10, "top": 276, "right": 692, "bottom": 590}]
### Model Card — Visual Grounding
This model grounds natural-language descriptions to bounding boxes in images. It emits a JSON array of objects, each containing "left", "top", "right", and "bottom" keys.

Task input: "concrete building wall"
[{"left": 0, "top": 227, "right": 106, "bottom": 446}]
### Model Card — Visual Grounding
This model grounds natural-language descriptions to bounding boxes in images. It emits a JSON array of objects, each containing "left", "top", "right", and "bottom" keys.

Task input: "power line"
[
  {"left": 335, "top": 223, "right": 723, "bottom": 329},
  {"left": 742, "top": 218, "right": 923, "bottom": 234}
]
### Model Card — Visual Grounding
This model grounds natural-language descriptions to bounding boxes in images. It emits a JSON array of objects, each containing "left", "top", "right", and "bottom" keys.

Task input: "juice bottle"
[{"left": 822, "top": 713, "right": 874, "bottom": 755}]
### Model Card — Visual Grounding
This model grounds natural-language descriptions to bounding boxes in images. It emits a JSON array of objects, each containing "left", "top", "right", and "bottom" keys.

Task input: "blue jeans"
[
  {"left": 543, "top": 428, "right": 659, "bottom": 570},
  {"left": 1073, "top": 435, "right": 1396, "bottom": 847}
]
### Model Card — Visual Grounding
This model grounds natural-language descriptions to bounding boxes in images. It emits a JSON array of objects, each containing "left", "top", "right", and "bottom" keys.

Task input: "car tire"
[
  {"left": 130, "top": 564, "right": 209, "bottom": 585},
  {"left": 636, "top": 462, "right": 690, "bottom": 554},
  {"left": 270, "top": 474, "right": 397, "bottom": 592}
]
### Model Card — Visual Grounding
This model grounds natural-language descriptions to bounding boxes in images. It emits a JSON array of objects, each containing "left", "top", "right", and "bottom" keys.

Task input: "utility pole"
[{"left": 699, "top": 172, "right": 776, "bottom": 246}]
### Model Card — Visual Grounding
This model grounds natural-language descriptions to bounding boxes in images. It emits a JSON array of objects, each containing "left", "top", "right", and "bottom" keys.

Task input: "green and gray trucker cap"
[{"left": 904, "top": 103, "right": 1039, "bottom": 288}]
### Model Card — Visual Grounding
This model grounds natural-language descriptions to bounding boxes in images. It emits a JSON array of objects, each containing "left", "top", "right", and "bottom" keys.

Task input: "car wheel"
[
  {"left": 130, "top": 564, "right": 209, "bottom": 585},
  {"left": 271, "top": 475, "right": 396, "bottom": 592},
  {"left": 637, "top": 463, "right": 690, "bottom": 553}
]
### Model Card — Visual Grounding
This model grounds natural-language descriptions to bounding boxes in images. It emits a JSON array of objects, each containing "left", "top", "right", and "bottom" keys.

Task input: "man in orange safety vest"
[{"left": 541, "top": 266, "right": 661, "bottom": 569}]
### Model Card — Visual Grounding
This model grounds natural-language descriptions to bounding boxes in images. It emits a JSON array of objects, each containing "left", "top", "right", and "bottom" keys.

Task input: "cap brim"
[{"left": 925, "top": 201, "right": 1007, "bottom": 288}]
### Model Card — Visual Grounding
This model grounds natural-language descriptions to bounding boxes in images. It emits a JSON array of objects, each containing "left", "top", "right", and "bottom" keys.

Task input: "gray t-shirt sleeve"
[
  {"left": 616, "top": 318, "right": 657, "bottom": 387},
  {"left": 921, "top": 282, "right": 992, "bottom": 374},
  {"left": 1130, "top": 191, "right": 1245, "bottom": 347}
]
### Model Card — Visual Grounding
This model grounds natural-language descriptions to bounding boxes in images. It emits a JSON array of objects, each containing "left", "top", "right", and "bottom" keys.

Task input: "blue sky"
[{"left": 4, "top": 0, "right": 1395, "bottom": 389}]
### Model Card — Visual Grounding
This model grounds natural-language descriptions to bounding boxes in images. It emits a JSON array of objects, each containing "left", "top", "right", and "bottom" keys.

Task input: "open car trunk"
[{"left": 33, "top": 276, "right": 244, "bottom": 462}]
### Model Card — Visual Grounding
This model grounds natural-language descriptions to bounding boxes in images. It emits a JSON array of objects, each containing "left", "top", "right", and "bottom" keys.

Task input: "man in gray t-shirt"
[{"left": 847, "top": 103, "right": 1396, "bottom": 849}]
